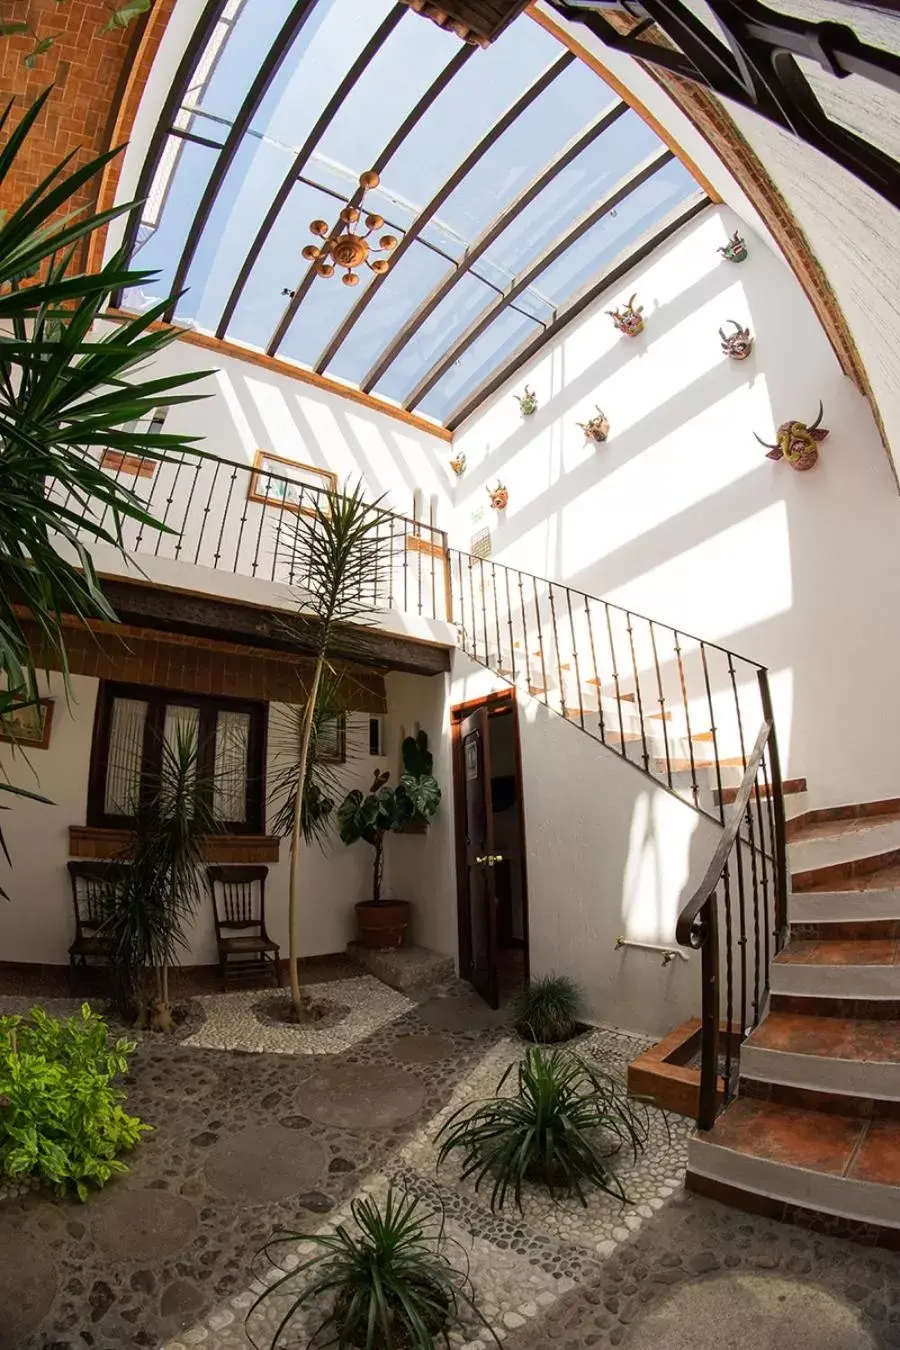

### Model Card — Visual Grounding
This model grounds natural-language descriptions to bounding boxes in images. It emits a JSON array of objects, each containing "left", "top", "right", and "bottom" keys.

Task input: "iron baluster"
[
  {"left": 250, "top": 475, "right": 267, "bottom": 578},
  {"left": 753, "top": 767, "right": 772, "bottom": 1001},
  {"left": 214, "top": 464, "right": 238, "bottom": 569},
  {"left": 605, "top": 604, "right": 627, "bottom": 756},
  {"left": 479, "top": 558, "right": 490, "bottom": 662},
  {"left": 155, "top": 454, "right": 186, "bottom": 556},
  {"left": 504, "top": 565, "right": 517, "bottom": 686},
  {"left": 518, "top": 571, "right": 530, "bottom": 692},
  {"left": 584, "top": 597, "right": 605, "bottom": 743},
  {"left": 416, "top": 526, "right": 423, "bottom": 618},
  {"left": 176, "top": 459, "right": 202, "bottom": 561},
  {"left": 700, "top": 642, "right": 725, "bottom": 823},
  {"left": 193, "top": 458, "right": 221, "bottom": 566},
  {"left": 491, "top": 562, "right": 504, "bottom": 678},
  {"left": 698, "top": 896, "right": 720, "bottom": 1132},
  {"left": 548, "top": 584, "right": 567, "bottom": 718},
  {"left": 566, "top": 587, "right": 585, "bottom": 732},
  {"left": 734, "top": 822, "right": 749, "bottom": 1041},
  {"left": 468, "top": 556, "right": 478, "bottom": 661},
  {"left": 649, "top": 620, "right": 672, "bottom": 786},
  {"left": 532, "top": 576, "right": 549, "bottom": 702},
  {"left": 727, "top": 653, "right": 748, "bottom": 773},
  {"left": 430, "top": 526, "right": 437, "bottom": 620},
  {"left": 625, "top": 612, "right": 650, "bottom": 772},
  {"left": 673, "top": 632, "right": 699, "bottom": 806},
  {"left": 748, "top": 790, "right": 762, "bottom": 1026}
]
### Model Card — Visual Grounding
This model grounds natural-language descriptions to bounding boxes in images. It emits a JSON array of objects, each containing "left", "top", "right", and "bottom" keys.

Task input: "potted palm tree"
[{"left": 338, "top": 732, "right": 441, "bottom": 949}]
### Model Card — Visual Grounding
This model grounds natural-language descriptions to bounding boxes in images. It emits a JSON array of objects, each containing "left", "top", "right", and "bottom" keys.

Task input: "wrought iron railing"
[
  {"left": 447, "top": 548, "right": 775, "bottom": 824},
  {"left": 676, "top": 680, "right": 789, "bottom": 1128},
  {"left": 48, "top": 450, "right": 452, "bottom": 623},
  {"left": 448, "top": 548, "right": 789, "bottom": 1124}
]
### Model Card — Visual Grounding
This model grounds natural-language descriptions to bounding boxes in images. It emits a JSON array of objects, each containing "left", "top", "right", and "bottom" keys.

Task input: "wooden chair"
[
  {"left": 67, "top": 860, "right": 127, "bottom": 993},
  {"left": 207, "top": 865, "right": 281, "bottom": 990}
]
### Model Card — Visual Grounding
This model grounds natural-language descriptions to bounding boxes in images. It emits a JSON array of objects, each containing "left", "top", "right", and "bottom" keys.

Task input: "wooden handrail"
[{"left": 675, "top": 716, "right": 773, "bottom": 948}]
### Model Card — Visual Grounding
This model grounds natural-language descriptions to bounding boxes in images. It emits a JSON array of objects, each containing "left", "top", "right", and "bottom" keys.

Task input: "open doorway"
[{"left": 451, "top": 689, "right": 528, "bottom": 1009}]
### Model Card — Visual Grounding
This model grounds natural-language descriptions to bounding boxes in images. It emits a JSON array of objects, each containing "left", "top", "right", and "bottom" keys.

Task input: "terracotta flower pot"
[{"left": 355, "top": 899, "right": 410, "bottom": 950}]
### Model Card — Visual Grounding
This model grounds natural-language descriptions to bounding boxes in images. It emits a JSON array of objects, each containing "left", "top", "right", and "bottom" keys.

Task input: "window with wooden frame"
[
  {"left": 87, "top": 683, "right": 267, "bottom": 833},
  {"left": 248, "top": 450, "right": 337, "bottom": 516},
  {"left": 100, "top": 408, "right": 169, "bottom": 478}
]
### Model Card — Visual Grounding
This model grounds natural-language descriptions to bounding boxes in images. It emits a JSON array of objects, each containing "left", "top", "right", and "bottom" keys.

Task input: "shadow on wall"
[{"left": 450, "top": 205, "right": 900, "bottom": 806}]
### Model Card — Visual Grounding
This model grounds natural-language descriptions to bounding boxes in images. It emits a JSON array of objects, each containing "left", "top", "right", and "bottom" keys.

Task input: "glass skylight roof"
[{"left": 122, "top": 0, "right": 708, "bottom": 428}]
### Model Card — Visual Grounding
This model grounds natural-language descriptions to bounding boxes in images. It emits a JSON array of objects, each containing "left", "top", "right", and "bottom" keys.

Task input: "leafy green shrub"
[
  {"left": 250, "top": 1188, "right": 493, "bottom": 1350},
  {"left": 436, "top": 1046, "right": 650, "bottom": 1211},
  {"left": 0, "top": 1003, "right": 150, "bottom": 1199},
  {"left": 513, "top": 974, "right": 582, "bottom": 1043}
]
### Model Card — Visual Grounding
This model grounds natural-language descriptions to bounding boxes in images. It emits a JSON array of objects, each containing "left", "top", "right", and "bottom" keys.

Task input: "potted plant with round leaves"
[{"left": 338, "top": 732, "right": 441, "bottom": 949}]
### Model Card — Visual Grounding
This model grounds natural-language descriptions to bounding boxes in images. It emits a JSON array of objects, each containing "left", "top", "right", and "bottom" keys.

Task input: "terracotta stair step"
[
  {"left": 775, "top": 937, "right": 900, "bottom": 965},
  {"left": 787, "top": 797, "right": 900, "bottom": 841},
  {"left": 790, "top": 919, "right": 900, "bottom": 941},
  {"left": 741, "top": 1009, "right": 900, "bottom": 1098},
  {"left": 771, "top": 937, "right": 900, "bottom": 1000},
  {"left": 688, "top": 1096, "right": 900, "bottom": 1231},
  {"left": 795, "top": 859, "right": 900, "bottom": 894},
  {"left": 789, "top": 888, "right": 900, "bottom": 926},
  {"left": 715, "top": 776, "right": 807, "bottom": 807}
]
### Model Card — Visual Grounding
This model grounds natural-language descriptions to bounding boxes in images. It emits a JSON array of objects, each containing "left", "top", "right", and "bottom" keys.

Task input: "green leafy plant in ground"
[
  {"left": 436, "top": 1046, "right": 651, "bottom": 1211},
  {"left": 249, "top": 1188, "right": 496, "bottom": 1350},
  {"left": 513, "top": 973, "right": 582, "bottom": 1044},
  {"left": 338, "top": 731, "right": 441, "bottom": 903},
  {"left": 0, "top": 1003, "right": 149, "bottom": 1200}
]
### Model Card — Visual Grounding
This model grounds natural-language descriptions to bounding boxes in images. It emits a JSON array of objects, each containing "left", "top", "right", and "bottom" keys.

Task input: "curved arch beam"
[
  {"left": 359, "top": 97, "right": 629, "bottom": 393},
  {"left": 310, "top": 50, "right": 576, "bottom": 374}
]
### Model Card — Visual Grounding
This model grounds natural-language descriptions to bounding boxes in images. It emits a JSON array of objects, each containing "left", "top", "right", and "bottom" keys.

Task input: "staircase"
[
  {"left": 688, "top": 788, "right": 900, "bottom": 1243},
  {"left": 448, "top": 548, "right": 900, "bottom": 1246}
]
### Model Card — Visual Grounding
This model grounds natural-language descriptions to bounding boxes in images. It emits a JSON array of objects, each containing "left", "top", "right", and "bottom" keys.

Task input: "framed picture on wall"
[
  {"left": 0, "top": 698, "right": 54, "bottom": 750},
  {"left": 248, "top": 450, "right": 337, "bottom": 516}
]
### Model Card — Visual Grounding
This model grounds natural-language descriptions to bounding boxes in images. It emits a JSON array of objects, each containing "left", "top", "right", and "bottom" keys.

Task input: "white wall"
[
  {"left": 0, "top": 677, "right": 446, "bottom": 969},
  {"left": 449, "top": 651, "right": 719, "bottom": 1037},
  {"left": 534, "top": 1, "right": 900, "bottom": 484},
  {"left": 449, "top": 204, "right": 900, "bottom": 811}
]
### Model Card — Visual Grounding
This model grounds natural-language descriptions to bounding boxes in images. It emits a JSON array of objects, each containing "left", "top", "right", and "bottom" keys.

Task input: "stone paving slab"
[{"left": 183, "top": 978, "right": 413, "bottom": 1056}]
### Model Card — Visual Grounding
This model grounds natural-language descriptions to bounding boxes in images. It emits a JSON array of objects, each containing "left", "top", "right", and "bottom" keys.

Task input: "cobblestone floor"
[{"left": 1, "top": 978, "right": 899, "bottom": 1350}]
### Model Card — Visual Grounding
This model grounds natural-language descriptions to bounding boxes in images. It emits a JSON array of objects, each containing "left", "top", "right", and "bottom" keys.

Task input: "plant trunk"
[
  {"left": 373, "top": 833, "right": 384, "bottom": 904},
  {"left": 161, "top": 962, "right": 169, "bottom": 1009},
  {"left": 287, "top": 657, "right": 324, "bottom": 1019}
]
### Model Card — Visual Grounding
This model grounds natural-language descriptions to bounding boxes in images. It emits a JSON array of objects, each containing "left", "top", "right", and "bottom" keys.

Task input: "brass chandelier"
[{"left": 302, "top": 170, "right": 398, "bottom": 286}]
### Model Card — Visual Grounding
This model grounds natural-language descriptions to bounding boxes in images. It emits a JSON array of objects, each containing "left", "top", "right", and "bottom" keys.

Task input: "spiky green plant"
[
  {"left": 269, "top": 671, "right": 350, "bottom": 850},
  {"left": 248, "top": 1188, "right": 495, "bottom": 1350},
  {"left": 513, "top": 974, "right": 582, "bottom": 1044},
  {"left": 104, "top": 722, "right": 218, "bottom": 1028},
  {"left": 274, "top": 482, "right": 393, "bottom": 1020},
  {"left": 0, "top": 88, "right": 210, "bottom": 872},
  {"left": 436, "top": 1046, "right": 650, "bottom": 1211}
]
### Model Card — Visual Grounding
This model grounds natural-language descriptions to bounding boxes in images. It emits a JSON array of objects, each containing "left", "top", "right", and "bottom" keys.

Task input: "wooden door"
[{"left": 460, "top": 705, "right": 499, "bottom": 1008}]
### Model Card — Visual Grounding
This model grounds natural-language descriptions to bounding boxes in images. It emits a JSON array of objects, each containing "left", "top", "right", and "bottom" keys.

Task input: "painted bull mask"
[
  {"left": 719, "top": 320, "right": 754, "bottom": 361},
  {"left": 607, "top": 293, "right": 644, "bottom": 337},
  {"left": 755, "top": 402, "right": 829, "bottom": 471}
]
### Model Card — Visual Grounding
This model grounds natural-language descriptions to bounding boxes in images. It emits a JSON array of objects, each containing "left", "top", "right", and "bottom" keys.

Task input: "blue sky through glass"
[{"left": 126, "top": 0, "right": 705, "bottom": 423}]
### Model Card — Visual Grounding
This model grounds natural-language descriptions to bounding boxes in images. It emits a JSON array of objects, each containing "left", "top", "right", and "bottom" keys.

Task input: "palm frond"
[
  {"left": 276, "top": 481, "right": 396, "bottom": 654},
  {"left": 268, "top": 670, "right": 353, "bottom": 847}
]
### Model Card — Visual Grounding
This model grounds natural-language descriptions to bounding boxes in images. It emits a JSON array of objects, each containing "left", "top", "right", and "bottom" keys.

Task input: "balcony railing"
[{"left": 48, "top": 450, "right": 452, "bottom": 623}]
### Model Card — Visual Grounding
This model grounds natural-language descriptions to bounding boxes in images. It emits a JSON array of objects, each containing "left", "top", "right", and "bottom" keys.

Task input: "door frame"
[{"left": 450, "top": 688, "right": 530, "bottom": 986}]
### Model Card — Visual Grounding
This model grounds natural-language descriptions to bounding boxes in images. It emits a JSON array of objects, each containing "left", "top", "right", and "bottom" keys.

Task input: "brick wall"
[{"left": 0, "top": 0, "right": 176, "bottom": 267}]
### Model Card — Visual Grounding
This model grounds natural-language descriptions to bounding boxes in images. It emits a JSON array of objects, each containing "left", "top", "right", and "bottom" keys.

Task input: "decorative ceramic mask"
[
  {"left": 755, "top": 402, "right": 829, "bottom": 471},
  {"left": 514, "top": 385, "right": 538, "bottom": 417},
  {"left": 487, "top": 482, "right": 508, "bottom": 511},
  {"left": 577, "top": 406, "right": 610, "bottom": 443},
  {"left": 607, "top": 293, "right": 644, "bottom": 337},
  {"left": 718, "top": 231, "right": 748, "bottom": 263},
  {"left": 449, "top": 453, "right": 467, "bottom": 477},
  {"left": 719, "top": 320, "right": 754, "bottom": 361}
]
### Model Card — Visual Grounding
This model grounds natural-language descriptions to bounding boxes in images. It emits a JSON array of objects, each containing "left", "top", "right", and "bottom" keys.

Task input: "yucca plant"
[
  {"left": 275, "top": 483, "right": 393, "bottom": 1021},
  {"left": 249, "top": 1188, "right": 494, "bottom": 1350},
  {"left": 436, "top": 1046, "right": 650, "bottom": 1211},
  {"left": 0, "top": 88, "right": 210, "bottom": 870},
  {"left": 513, "top": 973, "right": 582, "bottom": 1044},
  {"left": 269, "top": 670, "right": 350, "bottom": 851},
  {"left": 104, "top": 722, "right": 218, "bottom": 1029}
]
